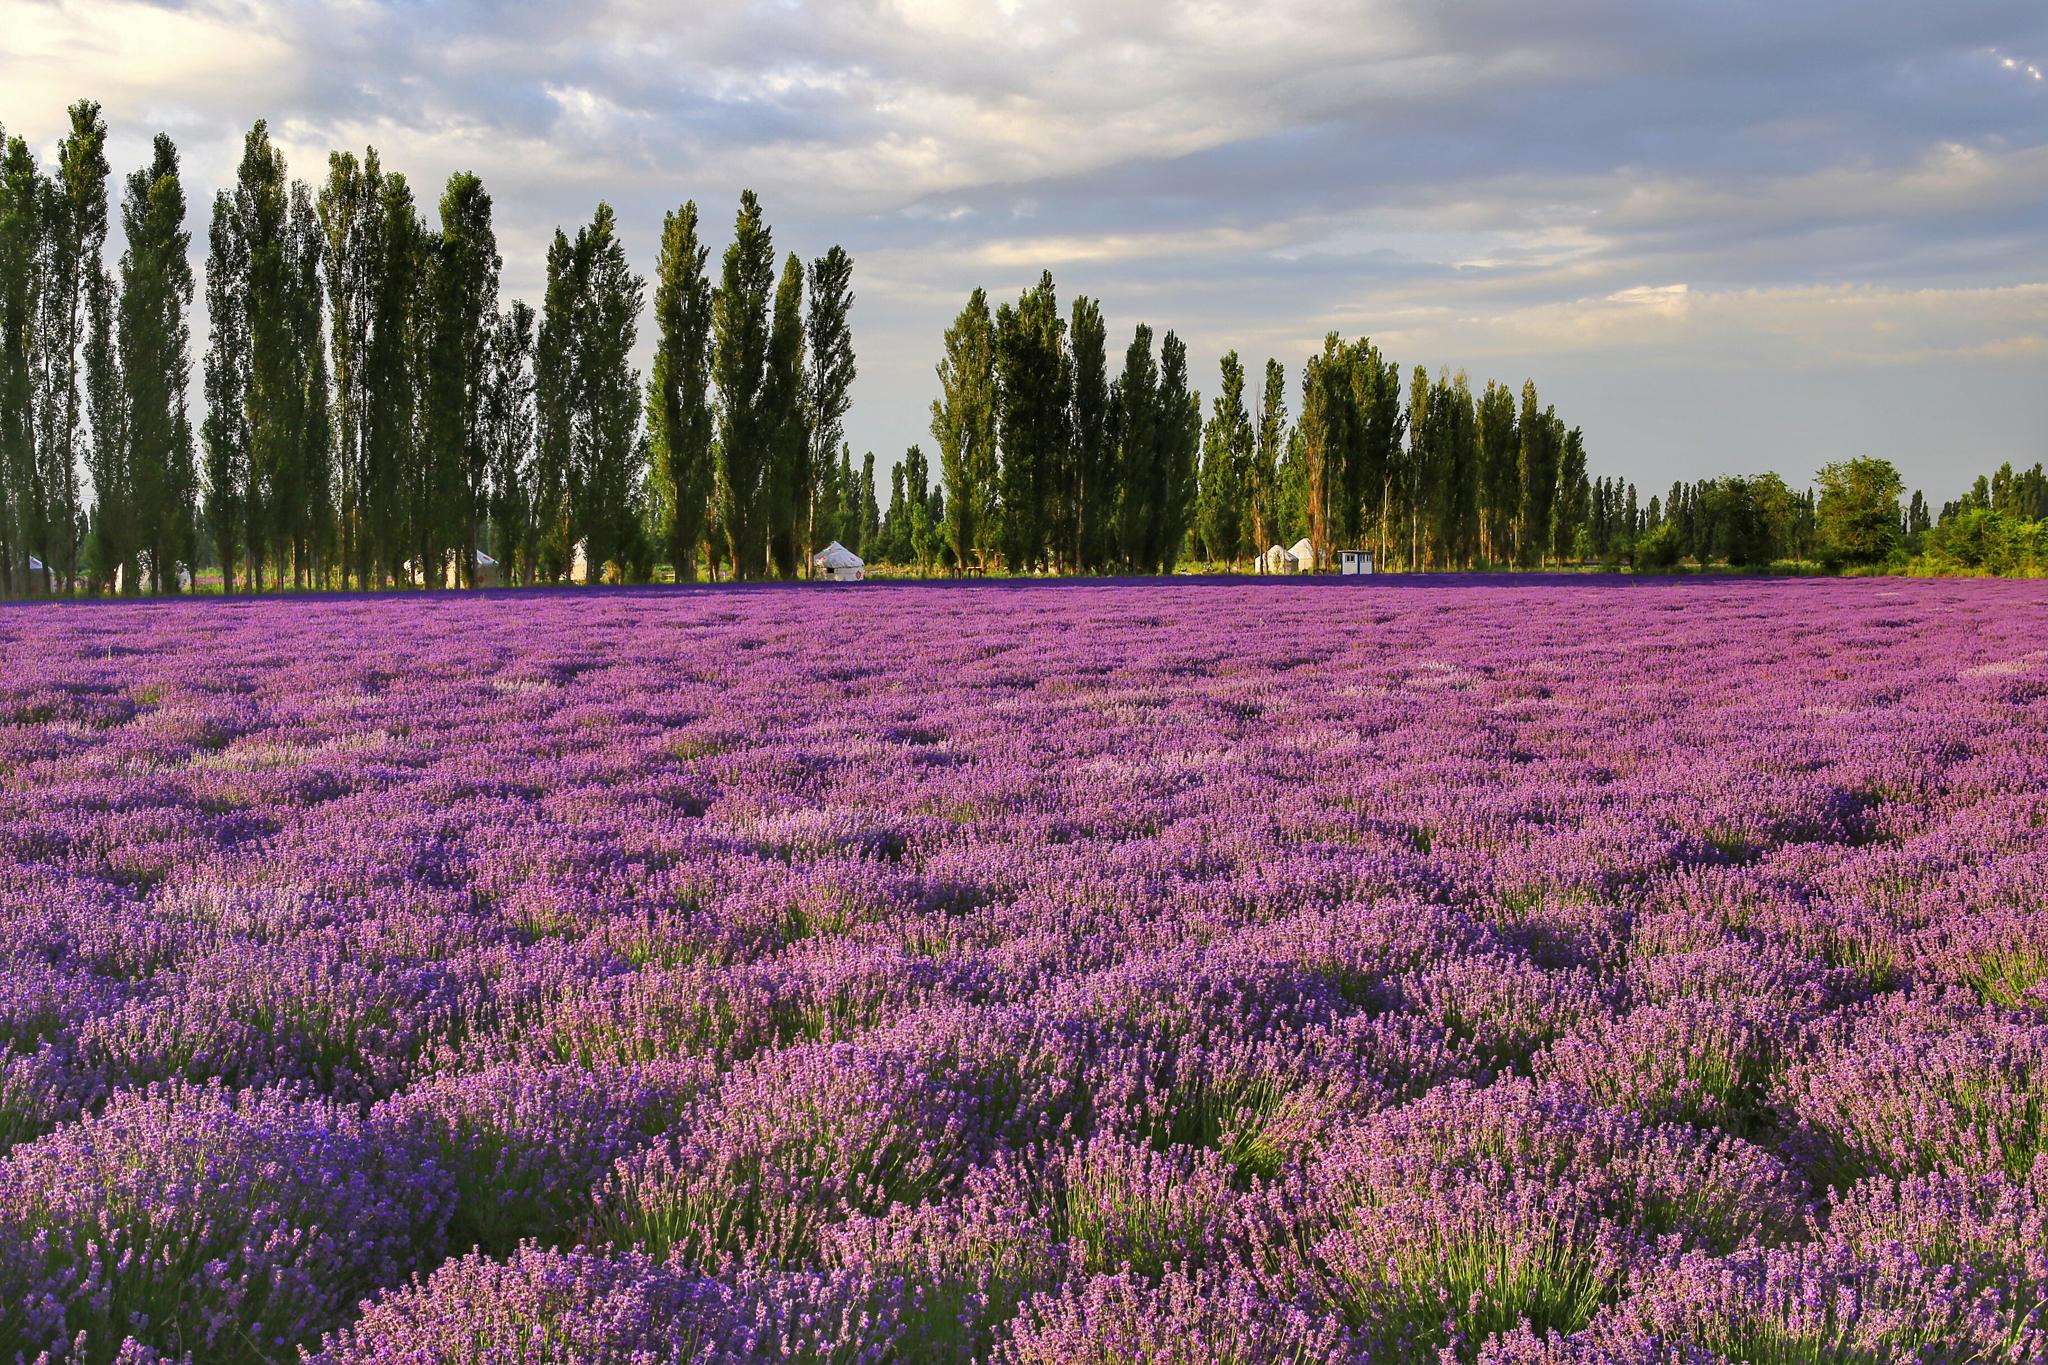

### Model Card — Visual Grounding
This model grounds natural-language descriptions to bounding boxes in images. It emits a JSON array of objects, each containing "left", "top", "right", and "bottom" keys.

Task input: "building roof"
[
  {"left": 813, "top": 541, "right": 864, "bottom": 569},
  {"left": 1288, "top": 538, "right": 1314, "bottom": 561}
]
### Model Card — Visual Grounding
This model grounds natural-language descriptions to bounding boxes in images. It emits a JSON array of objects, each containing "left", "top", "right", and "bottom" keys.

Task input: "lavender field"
[{"left": 2, "top": 578, "right": 2046, "bottom": 1363}]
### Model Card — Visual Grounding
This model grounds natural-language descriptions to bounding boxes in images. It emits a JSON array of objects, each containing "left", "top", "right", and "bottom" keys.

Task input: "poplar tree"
[
  {"left": 1476, "top": 379, "right": 1518, "bottom": 564},
  {"left": 482, "top": 299, "right": 535, "bottom": 581},
  {"left": 712, "top": 190, "right": 775, "bottom": 579},
  {"left": 84, "top": 232, "right": 124, "bottom": 587},
  {"left": 0, "top": 131, "right": 38, "bottom": 592},
  {"left": 646, "top": 202, "right": 714, "bottom": 585},
  {"left": 567, "top": 204, "right": 645, "bottom": 581},
  {"left": 763, "top": 251, "right": 808, "bottom": 578},
  {"left": 1553, "top": 425, "right": 1589, "bottom": 564},
  {"left": 804, "top": 245, "right": 855, "bottom": 571},
  {"left": 1348, "top": 340, "right": 1404, "bottom": 563},
  {"left": 422, "top": 171, "right": 499, "bottom": 586},
  {"left": 364, "top": 169, "right": 422, "bottom": 585},
  {"left": 118, "top": 134, "right": 196, "bottom": 592},
  {"left": 1112, "top": 324, "right": 1156, "bottom": 570},
  {"left": 995, "top": 271, "right": 1065, "bottom": 572},
  {"left": 1067, "top": 296, "right": 1113, "bottom": 572},
  {"left": 931, "top": 288, "right": 996, "bottom": 572},
  {"left": 201, "top": 190, "right": 248, "bottom": 591},
  {"left": 1154, "top": 330, "right": 1199, "bottom": 573},
  {"left": 1250, "top": 358, "right": 1286, "bottom": 557},
  {"left": 1516, "top": 380, "right": 1559, "bottom": 566},
  {"left": 39, "top": 100, "right": 111, "bottom": 590},
  {"left": 319, "top": 150, "right": 378, "bottom": 586},
  {"left": 1298, "top": 334, "right": 1348, "bottom": 569},
  {"left": 1198, "top": 350, "right": 1252, "bottom": 565}
]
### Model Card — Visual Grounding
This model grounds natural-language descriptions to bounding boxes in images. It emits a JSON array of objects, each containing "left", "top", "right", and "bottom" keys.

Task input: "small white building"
[
  {"left": 1260, "top": 544, "right": 1298, "bottom": 575},
  {"left": 1289, "top": 538, "right": 1317, "bottom": 572},
  {"left": 446, "top": 550, "right": 501, "bottom": 589},
  {"left": 1339, "top": 550, "right": 1374, "bottom": 576},
  {"left": 812, "top": 541, "right": 865, "bottom": 582},
  {"left": 25, "top": 555, "right": 52, "bottom": 591}
]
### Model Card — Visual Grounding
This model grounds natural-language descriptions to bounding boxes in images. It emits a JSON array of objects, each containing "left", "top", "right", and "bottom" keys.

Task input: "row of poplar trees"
[
  {"left": 925, "top": 273, "right": 1605, "bottom": 575},
  {"left": 0, "top": 103, "right": 858, "bottom": 594}
]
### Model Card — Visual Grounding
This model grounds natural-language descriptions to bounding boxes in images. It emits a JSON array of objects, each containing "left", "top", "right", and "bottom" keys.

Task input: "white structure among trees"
[{"left": 812, "top": 542, "right": 865, "bottom": 582}]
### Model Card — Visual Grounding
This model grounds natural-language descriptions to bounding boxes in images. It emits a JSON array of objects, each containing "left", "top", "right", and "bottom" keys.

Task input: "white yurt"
[
  {"left": 812, "top": 541, "right": 865, "bottom": 582},
  {"left": 1288, "top": 538, "right": 1317, "bottom": 572},
  {"left": 1261, "top": 544, "right": 1298, "bottom": 575},
  {"left": 446, "top": 550, "right": 501, "bottom": 589},
  {"left": 570, "top": 540, "right": 590, "bottom": 585}
]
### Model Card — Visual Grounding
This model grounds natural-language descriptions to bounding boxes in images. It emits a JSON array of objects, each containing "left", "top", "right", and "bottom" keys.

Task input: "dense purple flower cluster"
[{"left": 2, "top": 577, "right": 2046, "bottom": 1362}]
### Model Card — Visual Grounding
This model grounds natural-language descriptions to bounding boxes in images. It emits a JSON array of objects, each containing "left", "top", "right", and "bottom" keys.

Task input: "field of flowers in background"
[{"left": 1, "top": 578, "right": 2045, "bottom": 1363}]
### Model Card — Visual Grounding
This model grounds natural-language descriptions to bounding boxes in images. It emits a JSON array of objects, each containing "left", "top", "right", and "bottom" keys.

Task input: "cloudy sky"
[{"left": 4, "top": 0, "right": 2045, "bottom": 500}]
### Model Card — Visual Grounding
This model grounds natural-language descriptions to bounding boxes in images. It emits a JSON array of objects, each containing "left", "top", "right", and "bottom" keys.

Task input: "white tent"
[
  {"left": 570, "top": 540, "right": 590, "bottom": 585},
  {"left": 812, "top": 541, "right": 865, "bottom": 582},
  {"left": 1289, "top": 538, "right": 1317, "bottom": 572},
  {"left": 1261, "top": 544, "right": 1297, "bottom": 575},
  {"left": 446, "top": 550, "right": 501, "bottom": 589}
]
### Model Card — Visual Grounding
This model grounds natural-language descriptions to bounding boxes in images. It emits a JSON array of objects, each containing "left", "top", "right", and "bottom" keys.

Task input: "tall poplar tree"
[
  {"left": 995, "top": 271, "right": 1065, "bottom": 572},
  {"left": 482, "top": 299, "right": 536, "bottom": 581},
  {"left": 201, "top": 189, "right": 248, "bottom": 591},
  {"left": 646, "top": 201, "right": 714, "bottom": 584},
  {"left": 762, "top": 251, "right": 808, "bottom": 578},
  {"left": 1298, "top": 334, "right": 1349, "bottom": 569},
  {"left": 0, "top": 130, "right": 39, "bottom": 593},
  {"left": 1250, "top": 358, "right": 1287, "bottom": 557},
  {"left": 38, "top": 100, "right": 111, "bottom": 590},
  {"left": 567, "top": 204, "right": 645, "bottom": 581},
  {"left": 1198, "top": 350, "right": 1252, "bottom": 566},
  {"left": 1154, "top": 330, "right": 1199, "bottom": 573},
  {"left": 1516, "top": 380, "right": 1559, "bottom": 567},
  {"left": 931, "top": 287, "right": 996, "bottom": 573},
  {"left": 422, "top": 171, "right": 499, "bottom": 586},
  {"left": 712, "top": 190, "right": 775, "bottom": 579},
  {"left": 804, "top": 245, "right": 855, "bottom": 572},
  {"left": 1067, "top": 295, "right": 1113, "bottom": 572},
  {"left": 1112, "top": 323, "right": 1157, "bottom": 570},
  {"left": 118, "top": 134, "right": 196, "bottom": 592},
  {"left": 1476, "top": 379, "right": 1518, "bottom": 565},
  {"left": 319, "top": 150, "right": 379, "bottom": 586},
  {"left": 364, "top": 169, "right": 422, "bottom": 585}
]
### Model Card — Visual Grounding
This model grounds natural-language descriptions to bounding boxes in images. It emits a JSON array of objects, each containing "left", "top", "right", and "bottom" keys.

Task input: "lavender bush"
[{"left": 1, "top": 577, "right": 2044, "bottom": 1360}]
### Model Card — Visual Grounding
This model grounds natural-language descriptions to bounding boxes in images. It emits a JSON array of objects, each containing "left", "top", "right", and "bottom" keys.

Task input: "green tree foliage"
[
  {"left": 1154, "top": 331, "right": 1199, "bottom": 573},
  {"left": 712, "top": 191, "right": 776, "bottom": 580},
  {"left": 117, "top": 134, "right": 196, "bottom": 592},
  {"left": 994, "top": 271, "right": 1066, "bottom": 572},
  {"left": 646, "top": 202, "right": 715, "bottom": 585},
  {"left": 1198, "top": 351, "right": 1253, "bottom": 565},
  {"left": 1516, "top": 380, "right": 1561, "bottom": 567},
  {"left": 482, "top": 300, "right": 536, "bottom": 582},
  {"left": 318, "top": 150, "right": 377, "bottom": 586},
  {"left": 364, "top": 166, "right": 423, "bottom": 587},
  {"left": 1067, "top": 296, "right": 1114, "bottom": 573},
  {"left": 1112, "top": 324, "right": 1157, "bottom": 570},
  {"left": 561, "top": 205, "right": 645, "bottom": 582},
  {"left": 931, "top": 288, "right": 996, "bottom": 573},
  {"left": 423, "top": 171, "right": 499, "bottom": 587},
  {"left": 1250, "top": 359, "right": 1286, "bottom": 556},
  {"left": 1476, "top": 380, "right": 1519, "bottom": 564},
  {"left": 1816, "top": 456, "right": 1904, "bottom": 568},
  {"left": 0, "top": 128, "right": 40, "bottom": 593},
  {"left": 38, "top": 100, "right": 111, "bottom": 591},
  {"left": 763, "top": 252, "right": 809, "bottom": 579},
  {"left": 201, "top": 186, "right": 249, "bottom": 592},
  {"left": 804, "top": 245, "right": 855, "bottom": 573}
]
